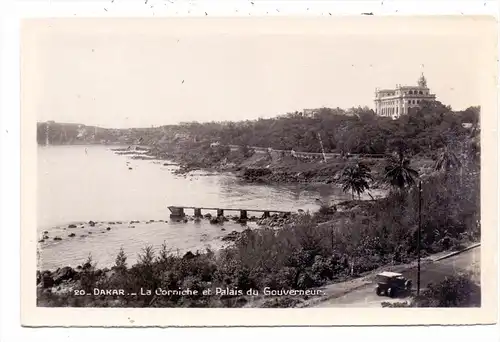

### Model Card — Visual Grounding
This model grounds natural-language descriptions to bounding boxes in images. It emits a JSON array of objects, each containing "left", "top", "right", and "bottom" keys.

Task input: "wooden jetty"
[{"left": 168, "top": 206, "right": 292, "bottom": 219}]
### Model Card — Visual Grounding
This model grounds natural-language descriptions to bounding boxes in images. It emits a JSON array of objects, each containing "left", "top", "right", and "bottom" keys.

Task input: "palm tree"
[
  {"left": 384, "top": 153, "right": 419, "bottom": 191},
  {"left": 340, "top": 162, "right": 373, "bottom": 200},
  {"left": 434, "top": 146, "right": 462, "bottom": 173}
]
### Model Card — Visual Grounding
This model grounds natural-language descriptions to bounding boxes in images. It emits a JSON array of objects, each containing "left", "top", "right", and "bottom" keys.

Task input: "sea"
[{"left": 37, "top": 145, "right": 369, "bottom": 270}]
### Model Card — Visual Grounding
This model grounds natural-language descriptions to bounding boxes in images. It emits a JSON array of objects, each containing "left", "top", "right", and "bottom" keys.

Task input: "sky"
[{"left": 22, "top": 17, "right": 492, "bottom": 128}]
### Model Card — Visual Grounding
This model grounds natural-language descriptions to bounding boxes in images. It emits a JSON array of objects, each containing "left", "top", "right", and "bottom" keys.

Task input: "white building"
[
  {"left": 303, "top": 108, "right": 320, "bottom": 117},
  {"left": 374, "top": 73, "right": 436, "bottom": 119}
]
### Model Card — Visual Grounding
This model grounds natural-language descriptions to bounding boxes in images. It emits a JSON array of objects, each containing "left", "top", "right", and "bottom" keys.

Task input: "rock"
[
  {"left": 221, "top": 231, "right": 241, "bottom": 242},
  {"left": 106, "top": 227, "right": 111, "bottom": 231},
  {"left": 38, "top": 239, "right": 44, "bottom": 243},
  {"left": 116, "top": 221, "right": 122, "bottom": 224},
  {"left": 41, "top": 273, "right": 54, "bottom": 288},
  {"left": 80, "top": 235, "right": 86, "bottom": 237},
  {"left": 109, "top": 222, "right": 116, "bottom": 225},
  {"left": 183, "top": 251, "right": 196, "bottom": 260},
  {"left": 129, "top": 225, "right": 135, "bottom": 228},
  {"left": 53, "top": 266, "right": 76, "bottom": 285},
  {"left": 221, "top": 227, "right": 226, "bottom": 231},
  {"left": 43, "top": 231, "right": 49, "bottom": 234},
  {"left": 89, "top": 221, "right": 96, "bottom": 227},
  {"left": 68, "top": 224, "right": 77, "bottom": 228},
  {"left": 68, "top": 233, "right": 76, "bottom": 237},
  {"left": 53, "top": 236, "right": 62, "bottom": 241},
  {"left": 149, "top": 220, "right": 155, "bottom": 222},
  {"left": 183, "top": 218, "right": 188, "bottom": 223},
  {"left": 88, "top": 232, "right": 92, "bottom": 234},
  {"left": 159, "top": 220, "right": 164, "bottom": 222},
  {"left": 82, "top": 261, "right": 93, "bottom": 270}
]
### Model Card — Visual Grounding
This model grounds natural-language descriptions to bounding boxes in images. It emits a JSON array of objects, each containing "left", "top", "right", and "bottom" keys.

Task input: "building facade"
[{"left": 374, "top": 73, "right": 436, "bottom": 119}]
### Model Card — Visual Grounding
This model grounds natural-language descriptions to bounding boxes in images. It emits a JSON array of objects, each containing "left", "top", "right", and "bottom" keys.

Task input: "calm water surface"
[{"left": 37, "top": 145, "right": 358, "bottom": 270}]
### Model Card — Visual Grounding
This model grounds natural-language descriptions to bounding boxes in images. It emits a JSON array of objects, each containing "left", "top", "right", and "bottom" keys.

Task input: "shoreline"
[
  {"left": 36, "top": 211, "right": 298, "bottom": 272},
  {"left": 38, "top": 145, "right": 392, "bottom": 272}
]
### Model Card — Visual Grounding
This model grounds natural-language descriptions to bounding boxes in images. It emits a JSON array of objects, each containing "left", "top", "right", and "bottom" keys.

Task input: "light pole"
[{"left": 417, "top": 180, "right": 422, "bottom": 296}]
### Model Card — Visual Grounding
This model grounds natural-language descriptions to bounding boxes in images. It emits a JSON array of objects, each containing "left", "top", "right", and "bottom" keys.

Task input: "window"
[{"left": 419, "top": 91, "right": 423, "bottom": 95}]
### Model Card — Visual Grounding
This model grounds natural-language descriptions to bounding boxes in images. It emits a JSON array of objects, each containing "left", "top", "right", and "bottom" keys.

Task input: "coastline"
[{"left": 36, "top": 142, "right": 479, "bottom": 308}]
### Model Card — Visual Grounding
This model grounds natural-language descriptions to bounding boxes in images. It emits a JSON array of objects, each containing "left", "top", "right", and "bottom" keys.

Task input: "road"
[{"left": 313, "top": 246, "right": 480, "bottom": 308}]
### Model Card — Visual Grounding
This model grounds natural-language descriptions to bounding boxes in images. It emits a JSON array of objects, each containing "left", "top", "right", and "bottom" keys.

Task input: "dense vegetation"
[
  {"left": 159, "top": 101, "right": 478, "bottom": 154},
  {"left": 38, "top": 140, "right": 480, "bottom": 307},
  {"left": 37, "top": 102, "right": 481, "bottom": 308},
  {"left": 382, "top": 273, "right": 481, "bottom": 307},
  {"left": 38, "top": 101, "right": 479, "bottom": 157}
]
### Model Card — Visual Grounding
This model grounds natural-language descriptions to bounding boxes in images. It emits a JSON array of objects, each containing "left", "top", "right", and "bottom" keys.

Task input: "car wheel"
[
  {"left": 405, "top": 280, "right": 413, "bottom": 291},
  {"left": 376, "top": 287, "right": 382, "bottom": 296},
  {"left": 388, "top": 287, "right": 395, "bottom": 298}
]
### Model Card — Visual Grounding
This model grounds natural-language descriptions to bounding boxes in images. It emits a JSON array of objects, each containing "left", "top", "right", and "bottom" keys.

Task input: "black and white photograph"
[{"left": 18, "top": 15, "right": 497, "bottom": 326}]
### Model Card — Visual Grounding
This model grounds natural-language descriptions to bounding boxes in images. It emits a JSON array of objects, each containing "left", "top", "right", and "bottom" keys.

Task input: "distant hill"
[
  {"left": 37, "top": 103, "right": 479, "bottom": 154},
  {"left": 37, "top": 121, "right": 124, "bottom": 145},
  {"left": 36, "top": 121, "right": 186, "bottom": 146}
]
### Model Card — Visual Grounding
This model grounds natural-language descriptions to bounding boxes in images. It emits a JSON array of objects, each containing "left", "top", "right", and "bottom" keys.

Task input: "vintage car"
[{"left": 375, "top": 271, "right": 412, "bottom": 297}]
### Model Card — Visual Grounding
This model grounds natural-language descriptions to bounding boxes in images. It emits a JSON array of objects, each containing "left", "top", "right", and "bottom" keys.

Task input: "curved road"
[{"left": 314, "top": 246, "right": 481, "bottom": 308}]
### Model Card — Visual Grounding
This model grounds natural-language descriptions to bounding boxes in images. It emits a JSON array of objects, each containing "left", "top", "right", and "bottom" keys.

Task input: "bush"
[
  {"left": 412, "top": 273, "right": 480, "bottom": 307},
  {"left": 38, "top": 148, "right": 479, "bottom": 308}
]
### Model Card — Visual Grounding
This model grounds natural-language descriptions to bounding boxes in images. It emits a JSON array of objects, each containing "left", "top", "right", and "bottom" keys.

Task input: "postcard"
[{"left": 20, "top": 15, "right": 497, "bottom": 326}]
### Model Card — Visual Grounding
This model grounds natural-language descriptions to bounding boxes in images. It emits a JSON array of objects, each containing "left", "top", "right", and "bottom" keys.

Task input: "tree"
[
  {"left": 115, "top": 247, "right": 128, "bottom": 272},
  {"left": 434, "top": 146, "right": 462, "bottom": 173},
  {"left": 340, "top": 162, "right": 373, "bottom": 200},
  {"left": 384, "top": 154, "right": 419, "bottom": 190}
]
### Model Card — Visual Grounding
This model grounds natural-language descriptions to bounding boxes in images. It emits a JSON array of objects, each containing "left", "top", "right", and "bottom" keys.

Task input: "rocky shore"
[
  {"left": 38, "top": 213, "right": 297, "bottom": 244},
  {"left": 36, "top": 210, "right": 307, "bottom": 301}
]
